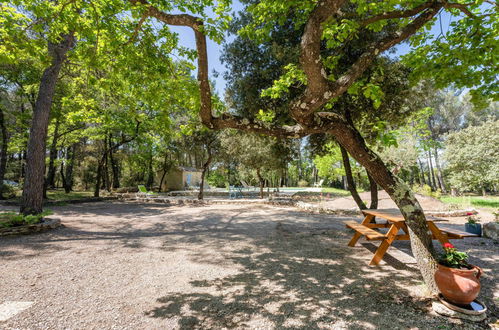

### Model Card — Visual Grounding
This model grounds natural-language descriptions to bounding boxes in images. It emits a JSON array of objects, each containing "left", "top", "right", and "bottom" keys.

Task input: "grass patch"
[
  {"left": 46, "top": 190, "right": 94, "bottom": 201},
  {"left": 440, "top": 195, "right": 499, "bottom": 210},
  {"left": 321, "top": 187, "right": 352, "bottom": 196},
  {"left": 293, "top": 187, "right": 351, "bottom": 201}
]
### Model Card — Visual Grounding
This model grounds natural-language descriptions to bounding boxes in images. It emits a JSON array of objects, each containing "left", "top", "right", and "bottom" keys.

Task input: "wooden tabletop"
[{"left": 361, "top": 209, "right": 447, "bottom": 222}]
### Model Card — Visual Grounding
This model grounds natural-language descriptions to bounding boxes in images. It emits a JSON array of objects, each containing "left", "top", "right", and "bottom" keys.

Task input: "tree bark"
[
  {"left": 198, "top": 152, "right": 212, "bottom": 200},
  {"left": 256, "top": 168, "right": 264, "bottom": 199},
  {"left": 20, "top": 33, "right": 75, "bottom": 215},
  {"left": 146, "top": 155, "right": 154, "bottom": 189},
  {"left": 417, "top": 158, "right": 426, "bottom": 186},
  {"left": 367, "top": 172, "right": 378, "bottom": 209},
  {"left": 94, "top": 161, "right": 104, "bottom": 197},
  {"left": 332, "top": 125, "right": 438, "bottom": 294},
  {"left": 63, "top": 145, "right": 76, "bottom": 193},
  {"left": 109, "top": 136, "right": 120, "bottom": 189},
  {"left": 340, "top": 145, "right": 367, "bottom": 210},
  {"left": 46, "top": 116, "right": 61, "bottom": 189},
  {"left": 0, "top": 107, "right": 9, "bottom": 199},
  {"left": 433, "top": 147, "right": 446, "bottom": 193},
  {"left": 427, "top": 150, "right": 437, "bottom": 191},
  {"left": 158, "top": 152, "right": 170, "bottom": 192}
]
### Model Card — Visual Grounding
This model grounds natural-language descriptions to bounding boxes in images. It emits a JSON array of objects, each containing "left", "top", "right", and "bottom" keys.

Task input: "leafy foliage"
[
  {"left": 444, "top": 119, "right": 499, "bottom": 192},
  {"left": 0, "top": 210, "right": 53, "bottom": 228}
]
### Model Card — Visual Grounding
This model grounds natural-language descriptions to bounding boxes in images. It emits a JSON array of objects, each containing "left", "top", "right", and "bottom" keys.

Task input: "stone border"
[
  {"left": 118, "top": 195, "right": 479, "bottom": 219},
  {"left": 0, "top": 218, "right": 61, "bottom": 237},
  {"left": 0, "top": 196, "right": 117, "bottom": 207}
]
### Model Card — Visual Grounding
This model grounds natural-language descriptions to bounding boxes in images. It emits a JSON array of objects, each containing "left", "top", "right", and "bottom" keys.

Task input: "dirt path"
[{"left": 0, "top": 201, "right": 497, "bottom": 329}]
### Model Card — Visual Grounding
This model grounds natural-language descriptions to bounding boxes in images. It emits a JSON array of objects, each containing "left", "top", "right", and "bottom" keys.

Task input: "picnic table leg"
[
  {"left": 369, "top": 223, "right": 401, "bottom": 266},
  {"left": 427, "top": 221, "right": 450, "bottom": 245},
  {"left": 347, "top": 214, "right": 375, "bottom": 247}
]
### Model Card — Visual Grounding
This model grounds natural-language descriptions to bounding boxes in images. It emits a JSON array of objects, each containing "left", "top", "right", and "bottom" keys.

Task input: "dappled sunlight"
[{"left": 1, "top": 202, "right": 497, "bottom": 328}]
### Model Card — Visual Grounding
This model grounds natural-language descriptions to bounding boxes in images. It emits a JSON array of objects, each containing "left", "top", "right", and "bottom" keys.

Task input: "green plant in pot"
[
  {"left": 434, "top": 243, "right": 482, "bottom": 305},
  {"left": 464, "top": 215, "right": 482, "bottom": 236}
]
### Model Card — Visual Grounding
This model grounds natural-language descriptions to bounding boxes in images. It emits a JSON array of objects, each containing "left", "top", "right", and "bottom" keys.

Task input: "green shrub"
[
  {"left": 0, "top": 184, "right": 17, "bottom": 199},
  {"left": 0, "top": 210, "right": 53, "bottom": 228},
  {"left": 207, "top": 172, "right": 226, "bottom": 188},
  {"left": 412, "top": 184, "right": 441, "bottom": 199},
  {"left": 297, "top": 180, "right": 309, "bottom": 187}
]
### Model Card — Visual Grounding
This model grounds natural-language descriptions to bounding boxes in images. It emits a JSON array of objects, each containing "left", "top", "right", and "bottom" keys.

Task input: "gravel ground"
[{"left": 0, "top": 201, "right": 497, "bottom": 329}]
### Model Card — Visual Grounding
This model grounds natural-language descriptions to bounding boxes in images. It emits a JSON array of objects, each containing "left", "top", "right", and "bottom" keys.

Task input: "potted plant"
[
  {"left": 464, "top": 215, "right": 482, "bottom": 236},
  {"left": 434, "top": 243, "right": 482, "bottom": 305}
]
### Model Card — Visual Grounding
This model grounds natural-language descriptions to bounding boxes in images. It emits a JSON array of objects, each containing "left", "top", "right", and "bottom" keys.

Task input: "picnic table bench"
[{"left": 344, "top": 209, "right": 478, "bottom": 265}]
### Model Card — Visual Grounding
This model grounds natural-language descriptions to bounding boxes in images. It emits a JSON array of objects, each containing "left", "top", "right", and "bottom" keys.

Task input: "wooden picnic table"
[{"left": 344, "top": 209, "right": 478, "bottom": 266}]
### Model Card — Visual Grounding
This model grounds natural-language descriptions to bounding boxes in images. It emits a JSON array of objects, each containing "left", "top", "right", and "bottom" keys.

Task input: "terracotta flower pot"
[{"left": 434, "top": 264, "right": 482, "bottom": 305}]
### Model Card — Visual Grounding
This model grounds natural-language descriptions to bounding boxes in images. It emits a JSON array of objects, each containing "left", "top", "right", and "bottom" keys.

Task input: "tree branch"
[
  {"left": 443, "top": 2, "right": 477, "bottom": 18},
  {"left": 293, "top": 3, "right": 443, "bottom": 122},
  {"left": 292, "top": 0, "right": 347, "bottom": 123},
  {"left": 359, "top": 2, "right": 434, "bottom": 26},
  {"left": 130, "top": 0, "right": 213, "bottom": 126}
]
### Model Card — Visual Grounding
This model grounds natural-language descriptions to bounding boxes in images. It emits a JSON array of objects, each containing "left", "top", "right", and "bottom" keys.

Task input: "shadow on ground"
[{"left": 1, "top": 201, "right": 496, "bottom": 328}]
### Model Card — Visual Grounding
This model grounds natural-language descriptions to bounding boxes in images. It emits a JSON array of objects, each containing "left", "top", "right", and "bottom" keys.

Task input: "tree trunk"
[
  {"left": 427, "top": 150, "right": 437, "bottom": 191},
  {"left": 63, "top": 144, "right": 76, "bottom": 193},
  {"left": 198, "top": 153, "right": 212, "bottom": 200},
  {"left": 367, "top": 172, "right": 378, "bottom": 209},
  {"left": 46, "top": 117, "right": 60, "bottom": 190},
  {"left": 20, "top": 33, "right": 75, "bottom": 215},
  {"left": 59, "top": 162, "right": 66, "bottom": 190},
  {"left": 94, "top": 161, "right": 103, "bottom": 198},
  {"left": 0, "top": 107, "right": 9, "bottom": 199},
  {"left": 332, "top": 125, "right": 438, "bottom": 294},
  {"left": 433, "top": 148, "right": 446, "bottom": 193},
  {"left": 340, "top": 145, "right": 367, "bottom": 210},
  {"left": 256, "top": 168, "right": 264, "bottom": 199},
  {"left": 146, "top": 155, "right": 154, "bottom": 189},
  {"left": 417, "top": 158, "right": 426, "bottom": 186},
  {"left": 108, "top": 137, "right": 120, "bottom": 189}
]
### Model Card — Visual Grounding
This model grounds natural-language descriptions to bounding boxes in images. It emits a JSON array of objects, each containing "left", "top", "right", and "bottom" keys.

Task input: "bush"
[
  {"left": 0, "top": 184, "right": 17, "bottom": 199},
  {"left": 0, "top": 210, "right": 53, "bottom": 228},
  {"left": 412, "top": 184, "right": 441, "bottom": 199},
  {"left": 298, "top": 180, "right": 309, "bottom": 187},
  {"left": 207, "top": 172, "right": 226, "bottom": 188}
]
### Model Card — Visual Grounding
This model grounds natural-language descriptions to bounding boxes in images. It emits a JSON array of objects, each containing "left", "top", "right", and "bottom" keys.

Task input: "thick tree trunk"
[
  {"left": 20, "top": 33, "right": 75, "bottom": 215},
  {"left": 340, "top": 145, "right": 367, "bottom": 210},
  {"left": 433, "top": 148, "right": 446, "bottom": 193},
  {"left": 0, "top": 107, "right": 9, "bottom": 199},
  {"left": 198, "top": 153, "right": 212, "bottom": 200},
  {"left": 332, "top": 126, "right": 438, "bottom": 294},
  {"left": 367, "top": 172, "right": 378, "bottom": 209}
]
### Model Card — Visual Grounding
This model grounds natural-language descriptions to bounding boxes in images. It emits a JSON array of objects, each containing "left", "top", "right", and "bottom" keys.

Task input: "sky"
[{"left": 169, "top": 2, "right": 458, "bottom": 98}]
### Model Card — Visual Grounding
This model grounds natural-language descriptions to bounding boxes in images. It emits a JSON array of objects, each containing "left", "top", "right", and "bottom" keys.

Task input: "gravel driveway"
[{"left": 0, "top": 201, "right": 497, "bottom": 329}]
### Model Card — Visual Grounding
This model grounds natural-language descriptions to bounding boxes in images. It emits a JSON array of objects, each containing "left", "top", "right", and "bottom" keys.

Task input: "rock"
[
  {"left": 432, "top": 300, "right": 486, "bottom": 322},
  {"left": 483, "top": 222, "right": 499, "bottom": 241}
]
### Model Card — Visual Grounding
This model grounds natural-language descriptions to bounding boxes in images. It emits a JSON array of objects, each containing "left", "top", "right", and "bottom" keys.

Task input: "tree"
[
  {"left": 130, "top": 0, "right": 496, "bottom": 292},
  {"left": 444, "top": 119, "right": 499, "bottom": 195},
  {"left": 220, "top": 130, "right": 294, "bottom": 198}
]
